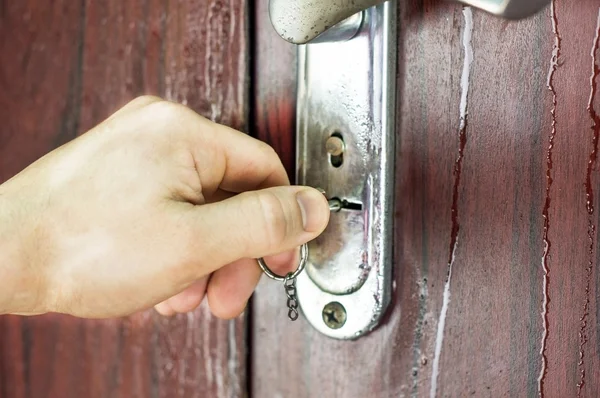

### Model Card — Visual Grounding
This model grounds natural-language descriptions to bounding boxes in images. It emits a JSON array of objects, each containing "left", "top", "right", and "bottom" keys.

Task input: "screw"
[
  {"left": 325, "top": 135, "right": 345, "bottom": 157},
  {"left": 322, "top": 301, "right": 347, "bottom": 329}
]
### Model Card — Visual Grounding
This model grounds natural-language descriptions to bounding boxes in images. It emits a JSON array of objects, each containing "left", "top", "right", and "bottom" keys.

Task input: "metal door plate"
[{"left": 295, "top": 2, "right": 396, "bottom": 339}]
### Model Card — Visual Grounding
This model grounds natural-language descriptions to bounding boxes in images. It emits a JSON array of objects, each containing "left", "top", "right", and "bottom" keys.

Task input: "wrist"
[{"left": 0, "top": 182, "right": 50, "bottom": 315}]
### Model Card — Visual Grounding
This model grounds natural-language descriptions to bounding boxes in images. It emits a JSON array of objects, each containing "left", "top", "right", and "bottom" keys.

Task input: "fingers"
[
  {"left": 156, "top": 251, "right": 298, "bottom": 319},
  {"left": 111, "top": 97, "right": 290, "bottom": 195},
  {"left": 185, "top": 185, "right": 329, "bottom": 277},
  {"left": 106, "top": 95, "right": 163, "bottom": 121},
  {"left": 206, "top": 249, "right": 299, "bottom": 319},
  {"left": 202, "top": 122, "right": 291, "bottom": 192},
  {"left": 154, "top": 301, "right": 176, "bottom": 316},
  {"left": 260, "top": 249, "right": 300, "bottom": 275},
  {"left": 154, "top": 277, "right": 209, "bottom": 316},
  {"left": 172, "top": 107, "right": 290, "bottom": 192},
  {"left": 205, "top": 188, "right": 236, "bottom": 204},
  {"left": 106, "top": 97, "right": 325, "bottom": 319},
  {"left": 206, "top": 258, "right": 259, "bottom": 319}
]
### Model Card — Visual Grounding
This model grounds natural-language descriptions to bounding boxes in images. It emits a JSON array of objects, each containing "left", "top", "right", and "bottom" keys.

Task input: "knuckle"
[
  {"left": 151, "top": 100, "right": 185, "bottom": 121},
  {"left": 129, "top": 95, "right": 163, "bottom": 107},
  {"left": 254, "top": 144, "right": 287, "bottom": 184},
  {"left": 49, "top": 278, "right": 80, "bottom": 315},
  {"left": 259, "top": 144, "right": 284, "bottom": 170},
  {"left": 254, "top": 191, "right": 288, "bottom": 249},
  {"left": 146, "top": 101, "right": 204, "bottom": 137},
  {"left": 142, "top": 101, "right": 193, "bottom": 139},
  {"left": 259, "top": 142, "right": 278, "bottom": 159}
]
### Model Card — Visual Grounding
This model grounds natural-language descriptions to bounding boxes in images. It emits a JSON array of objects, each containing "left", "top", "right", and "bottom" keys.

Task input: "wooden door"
[
  {"left": 0, "top": 1, "right": 248, "bottom": 397},
  {"left": 2, "top": 0, "right": 600, "bottom": 397},
  {"left": 252, "top": 0, "right": 600, "bottom": 397}
]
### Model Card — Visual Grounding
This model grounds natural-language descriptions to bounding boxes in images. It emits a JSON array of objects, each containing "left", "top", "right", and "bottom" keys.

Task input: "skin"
[{"left": 0, "top": 95, "right": 330, "bottom": 319}]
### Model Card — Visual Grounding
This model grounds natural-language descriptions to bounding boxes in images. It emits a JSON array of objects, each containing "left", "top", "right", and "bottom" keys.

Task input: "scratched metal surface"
[
  {"left": 0, "top": 1, "right": 248, "bottom": 397},
  {"left": 252, "top": 0, "right": 600, "bottom": 396}
]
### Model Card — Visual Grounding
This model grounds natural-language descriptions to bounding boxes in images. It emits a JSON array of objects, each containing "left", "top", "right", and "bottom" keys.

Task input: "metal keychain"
[
  {"left": 257, "top": 243, "right": 308, "bottom": 321},
  {"left": 256, "top": 195, "right": 341, "bottom": 321}
]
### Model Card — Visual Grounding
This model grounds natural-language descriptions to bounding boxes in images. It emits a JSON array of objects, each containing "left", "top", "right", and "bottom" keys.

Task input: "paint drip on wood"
[
  {"left": 539, "top": 1, "right": 561, "bottom": 396},
  {"left": 577, "top": 7, "right": 600, "bottom": 397},
  {"left": 429, "top": 7, "right": 473, "bottom": 398}
]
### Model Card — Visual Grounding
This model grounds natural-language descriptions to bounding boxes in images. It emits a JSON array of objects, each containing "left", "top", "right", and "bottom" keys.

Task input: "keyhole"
[{"left": 326, "top": 132, "right": 344, "bottom": 168}]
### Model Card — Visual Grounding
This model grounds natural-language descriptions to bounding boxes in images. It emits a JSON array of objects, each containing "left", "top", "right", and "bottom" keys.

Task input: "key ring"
[
  {"left": 257, "top": 243, "right": 308, "bottom": 282},
  {"left": 256, "top": 192, "right": 333, "bottom": 321},
  {"left": 257, "top": 243, "right": 308, "bottom": 321}
]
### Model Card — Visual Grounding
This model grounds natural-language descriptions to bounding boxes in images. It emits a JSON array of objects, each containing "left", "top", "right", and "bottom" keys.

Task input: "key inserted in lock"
[{"left": 326, "top": 197, "right": 362, "bottom": 213}]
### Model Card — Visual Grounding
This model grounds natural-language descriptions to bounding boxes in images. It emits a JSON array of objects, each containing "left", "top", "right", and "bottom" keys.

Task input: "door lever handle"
[{"left": 269, "top": 0, "right": 551, "bottom": 44}]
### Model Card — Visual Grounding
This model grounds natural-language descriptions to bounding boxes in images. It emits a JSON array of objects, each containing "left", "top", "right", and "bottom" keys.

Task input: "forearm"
[{"left": 0, "top": 181, "right": 47, "bottom": 315}]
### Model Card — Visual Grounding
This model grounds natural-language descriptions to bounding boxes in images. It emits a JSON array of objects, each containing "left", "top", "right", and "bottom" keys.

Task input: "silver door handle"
[{"left": 269, "top": 0, "right": 551, "bottom": 44}]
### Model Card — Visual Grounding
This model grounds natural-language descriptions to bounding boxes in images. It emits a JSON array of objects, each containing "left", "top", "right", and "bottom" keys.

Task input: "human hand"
[{"left": 0, "top": 96, "right": 330, "bottom": 318}]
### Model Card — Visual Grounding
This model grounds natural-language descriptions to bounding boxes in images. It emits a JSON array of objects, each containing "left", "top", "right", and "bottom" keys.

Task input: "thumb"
[{"left": 190, "top": 186, "right": 330, "bottom": 272}]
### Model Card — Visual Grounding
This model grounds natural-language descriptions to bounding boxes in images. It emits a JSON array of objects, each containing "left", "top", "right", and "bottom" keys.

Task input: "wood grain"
[
  {"left": 249, "top": 0, "right": 297, "bottom": 177},
  {"left": 0, "top": 1, "right": 248, "bottom": 397},
  {"left": 251, "top": 0, "right": 600, "bottom": 396}
]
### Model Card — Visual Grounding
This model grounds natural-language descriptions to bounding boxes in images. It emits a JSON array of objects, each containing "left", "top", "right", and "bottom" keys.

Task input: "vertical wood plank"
[
  {"left": 250, "top": 0, "right": 297, "bottom": 177},
  {"left": 251, "top": 0, "right": 600, "bottom": 396},
  {"left": 0, "top": 1, "right": 249, "bottom": 397},
  {"left": 540, "top": 2, "right": 600, "bottom": 396}
]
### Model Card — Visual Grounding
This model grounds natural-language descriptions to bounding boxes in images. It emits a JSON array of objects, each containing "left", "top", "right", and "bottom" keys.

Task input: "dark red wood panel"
[
  {"left": 0, "top": 1, "right": 248, "bottom": 397},
  {"left": 250, "top": 0, "right": 297, "bottom": 178},
  {"left": 252, "top": 0, "right": 600, "bottom": 396}
]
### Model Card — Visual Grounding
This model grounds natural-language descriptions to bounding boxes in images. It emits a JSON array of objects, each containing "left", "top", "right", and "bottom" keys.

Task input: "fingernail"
[{"left": 296, "top": 188, "right": 328, "bottom": 232}]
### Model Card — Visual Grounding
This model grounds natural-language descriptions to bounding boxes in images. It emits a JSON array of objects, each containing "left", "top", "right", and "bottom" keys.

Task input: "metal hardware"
[
  {"left": 464, "top": 0, "right": 550, "bottom": 19},
  {"left": 257, "top": 243, "right": 308, "bottom": 282},
  {"left": 326, "top": 133, "right": 345, "bottom": 168},
  {"left": 269, "top": 0, "right": 551, "bottom": 44},
  {"left": 283, "top": 273, "right": 299, "bottom": 321},
  {"left": 294, "top": 2, "right": 396, "bottom": 339},
  {"left": 268, "top": 0, "right": 551, "bottom": 339},
  {"left": 257, "top": 243, "right": 308, "bottom": 321},
  {"left": 309, "top": 11, "right": 364, "bottom": 44},
  {"left": 322, "top": 301, "right": 347, "bottom": 329},
  {"left": 325, "top": 135, "right": 345, "bottom": 157}
]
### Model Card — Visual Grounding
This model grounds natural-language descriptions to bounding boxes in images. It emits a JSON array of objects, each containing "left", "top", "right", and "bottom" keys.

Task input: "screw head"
[{"left": 322, "top": 301, "right": 347, "bottom": 329}]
